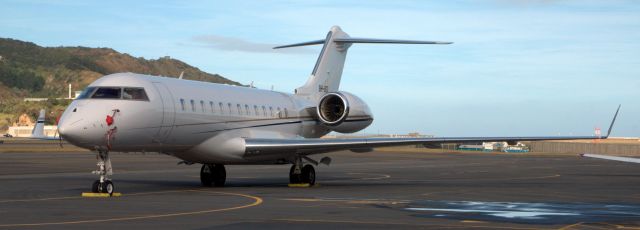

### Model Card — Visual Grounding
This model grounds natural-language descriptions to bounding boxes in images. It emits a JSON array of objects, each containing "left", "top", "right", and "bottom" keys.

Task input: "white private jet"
[{"left": 57, "top": 26, "right": 619, "bottom": 195}]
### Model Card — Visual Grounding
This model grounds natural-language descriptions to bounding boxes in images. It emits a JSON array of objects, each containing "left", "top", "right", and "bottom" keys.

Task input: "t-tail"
[
  {"left": 31, "top": 109, "right": 46, "bottom": 138},
  {"left": 274, "top": 26, "right": 452, "bottom": 101}
]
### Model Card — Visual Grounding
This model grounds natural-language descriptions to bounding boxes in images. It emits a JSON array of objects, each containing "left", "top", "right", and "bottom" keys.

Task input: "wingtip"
[{"left": 605, "top": 104, "right": 621, "bottom": 138}]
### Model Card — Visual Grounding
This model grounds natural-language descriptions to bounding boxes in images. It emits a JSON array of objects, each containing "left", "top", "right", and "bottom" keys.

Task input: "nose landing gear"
[{"left": 91, "top": 150, "right": 114, "bottom": 195}]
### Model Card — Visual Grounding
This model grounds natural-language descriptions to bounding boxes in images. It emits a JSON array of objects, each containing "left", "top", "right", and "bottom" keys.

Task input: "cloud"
[{"left": 192, "top": 34, "right": 315, "bottom": 54}]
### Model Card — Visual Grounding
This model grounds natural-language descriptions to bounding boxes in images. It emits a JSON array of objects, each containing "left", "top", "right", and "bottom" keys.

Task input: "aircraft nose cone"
[
  {"left": 57, "top": 125, "right": 66, "bottom": 136},
  {"left": 57, "top": 118, "right": 82, "bottom": 141}
]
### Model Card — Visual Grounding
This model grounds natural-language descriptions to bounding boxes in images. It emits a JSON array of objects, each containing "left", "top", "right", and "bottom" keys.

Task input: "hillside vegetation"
[{"left": 0, "top": 38, "right": 241, "bottom": 131}]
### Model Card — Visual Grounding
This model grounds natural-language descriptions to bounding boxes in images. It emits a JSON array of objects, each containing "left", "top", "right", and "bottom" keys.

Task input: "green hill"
[{"left": 0, "top": 38, "right": 242, "bottom": 131}]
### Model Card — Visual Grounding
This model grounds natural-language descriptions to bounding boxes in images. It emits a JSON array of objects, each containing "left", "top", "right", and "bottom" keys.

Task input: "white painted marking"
[{"left": 406, "top": 207, "right": 579, "bottom": 219}]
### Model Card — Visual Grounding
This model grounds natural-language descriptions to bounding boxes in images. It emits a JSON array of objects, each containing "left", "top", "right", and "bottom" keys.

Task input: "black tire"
[
  {"left": 200, "top": 164, "right": 213, "bottom": 187},
  {"left": 213, "top": 164, "right": 226, "bottom": 187},
  {"left": 301, "top": 165, "right": 316, "bottom": 185},
  {"left": 101, "top": 181, "right": 114, "bottom": 195},
  {"left": 289, "top": 165, "right": 301, "bottom": 184},
  {"left": 92, "top": 180, "right": 100, "bottom": 193}
]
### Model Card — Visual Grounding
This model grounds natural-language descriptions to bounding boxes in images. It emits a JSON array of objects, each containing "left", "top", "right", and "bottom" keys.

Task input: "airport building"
[{"left": 6, "top": 125, "right": 58, "bottom": 137}]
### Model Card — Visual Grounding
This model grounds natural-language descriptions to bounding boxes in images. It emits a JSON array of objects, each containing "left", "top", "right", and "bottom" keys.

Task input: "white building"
[{"left": 7, "top": 125, "right": 58, "bottom": 137}]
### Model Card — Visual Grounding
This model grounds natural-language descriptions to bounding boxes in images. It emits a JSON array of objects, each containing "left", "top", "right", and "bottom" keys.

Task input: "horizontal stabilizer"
[
  {"left": 273, "top": 38, "right": 452, "bottom": 49},
  {"left": 334, "top": 38, "right": 452, "bottom": 45},
  {"left": 273, "top": 40, "right": 326, "bottom": 49}
]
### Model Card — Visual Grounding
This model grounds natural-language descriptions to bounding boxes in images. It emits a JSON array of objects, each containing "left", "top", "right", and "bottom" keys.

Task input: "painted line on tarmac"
[
  {"left": 346, "top": 172, "right": 391, "bottom": 180},
  {"left": 0, "top": 189, "right": 203, "bottom": 203},
  {"left": 273, "top": 218, "right": 545, "bottom": 229},
  {"left": 282, "top": 197, "right": 411, "bottom": 205},
  {"left": 406, "top": 174, "right": 561, "bottom": 183},
  {"left": 0, "top": 190, "right": 263, "bottom": 227},
  {"left": 321, "top": 172, "right": 392, "bottom": 183}
]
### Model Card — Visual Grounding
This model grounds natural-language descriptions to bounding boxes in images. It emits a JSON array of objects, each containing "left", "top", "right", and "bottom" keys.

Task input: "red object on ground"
[{"left": 106, "top": 115, "right": 114, "bottom": 126}]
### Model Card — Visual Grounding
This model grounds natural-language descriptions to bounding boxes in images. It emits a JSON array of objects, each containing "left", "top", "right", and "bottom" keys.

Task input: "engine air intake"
[{"left": 317, "top": 93, "right": 348, "bottom": 125}]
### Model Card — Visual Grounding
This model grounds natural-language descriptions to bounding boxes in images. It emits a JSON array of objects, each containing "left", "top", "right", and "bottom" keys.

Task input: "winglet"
[{"left": 605, "top": 104, "right": 621, "bottom": 138}]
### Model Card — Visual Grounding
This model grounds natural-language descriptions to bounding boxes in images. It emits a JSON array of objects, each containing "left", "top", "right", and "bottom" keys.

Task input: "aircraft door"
[{"left": 152, "top": 82, "right": 175, "bottom": 144}]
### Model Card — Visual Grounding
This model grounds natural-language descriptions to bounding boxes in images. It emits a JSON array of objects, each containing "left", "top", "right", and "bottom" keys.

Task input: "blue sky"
[{"left": 1, "top": 0, "right": 638, "bottom": 137}]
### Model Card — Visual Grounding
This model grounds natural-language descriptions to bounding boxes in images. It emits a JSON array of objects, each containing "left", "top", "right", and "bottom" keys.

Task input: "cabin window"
[
  {"left": 244, "top": 104, "right": 250, "bottom": 116},
  {"left": 227, "top": 103, "right": 232, "bottom": 114},
  {"left": 269, "top": 107, "right": 274, "bottom": 117},
  {"left": 219, "top": 102, "right": 224, "bottom": 114},
  {"left": 190, "top": 100, "right": 195, "bottom": 112},
  {"left": 277, "top": 107, "right": 281, "bottom": 118},
  {"left": 284, "top": 108, "right": 288, "bottom": 118},
  {"left": 122, "top": 88, "right": 149, "bottom": 100},
  {"left": 76, "top": 87, "right": 97, "bottom": 99},
  {"left": 91, "top": 87, "right": 121, "bottom": 99},
  {"left": 180, "top": 99, "right": 185, "bottom": 111},
  {"left": 254, "top": 105, "right": 258, "bottom": 116},
  {"left": 236, "top": 104, "right": 241, "bottom": 115},
  {"left": 200, "top": 100, "right": 205, "bottom": 112},
  {"left": 210, "top": 101, "right": 214, "bottom": 113},
  {"left": 262, "top": 106, "right": 267, "bottom": 117}
]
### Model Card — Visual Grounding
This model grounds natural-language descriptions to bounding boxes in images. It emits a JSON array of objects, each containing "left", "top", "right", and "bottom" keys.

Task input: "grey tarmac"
[{"left": 0, "top": 149, "right": 639, "bottom": 229}]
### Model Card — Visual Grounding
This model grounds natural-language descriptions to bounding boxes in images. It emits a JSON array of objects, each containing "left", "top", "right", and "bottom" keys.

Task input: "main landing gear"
[
  {"left": 289, "top": 157, "right": 316, "bottom": 185},
  {"left": 91, "top": 150, "right": 114, "bottom": 195},
  {"left": 200, "top": 164, "right": 226, "bottom": 187}
]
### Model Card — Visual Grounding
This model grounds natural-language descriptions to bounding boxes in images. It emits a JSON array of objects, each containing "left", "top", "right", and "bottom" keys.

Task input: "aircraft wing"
[
  {"left": 245, "top": 135, "right": 602, "bottom": 156},
  {"left": 579, "top": 153, "right": 640, "bottom": 164},
  {"left": 245, "top": 105, "right": 620, "bottom": 157}
]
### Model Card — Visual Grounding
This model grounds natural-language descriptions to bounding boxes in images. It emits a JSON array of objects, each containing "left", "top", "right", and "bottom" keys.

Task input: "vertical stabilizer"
[
  {"left": 31, "top": 109, "right": 46, "bottom": 138},
  {"left": 295, "top": 26, "right": 351, "bottom": 100},
  {"left": 273, "top": 26, "right": 452, "bottom": 101}
]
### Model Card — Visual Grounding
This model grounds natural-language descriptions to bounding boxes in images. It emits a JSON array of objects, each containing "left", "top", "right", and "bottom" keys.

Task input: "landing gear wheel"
[
  {"left": 92, "top": 180, "right": 100, "bottom": 193},
  {"left": 201, "top": 164, "right": 213, "bottom": 187},
  {"left": 201, "top": 164, "right": 226, "bottom": 187},
  {"left": 213, "top": 165, "right": 226, "bottom": 187},
  {"left": 101, "top": 181, "right": 114, "bottom": 195},
  {"left": 301, "top": 165, "right": 316, "bottom": 186},
  {"left": 91, "top": 150, "right": 114, "bottom": 194},
  {"left": 289, "top": 165, "right": 301, "bottom": 184}
]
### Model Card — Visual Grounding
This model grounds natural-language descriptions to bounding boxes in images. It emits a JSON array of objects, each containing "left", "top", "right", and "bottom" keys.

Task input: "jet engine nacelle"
[{"left": 316, "top": 91, "right": 373, "bottom": 133}]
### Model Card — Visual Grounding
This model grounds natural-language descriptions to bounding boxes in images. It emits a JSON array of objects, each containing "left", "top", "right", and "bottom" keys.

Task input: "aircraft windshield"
[
  {"left": 84, "top": 87, "right": 149, "bottom": 101},
  {"left": 75, "top": 87, "right": 97, "bottom": 99},
  {"left": 123, "top": 88, "right": 149, "bottom": 100},
  {"left": 92, "top": 87, "right": 122, "bottom": 99}
]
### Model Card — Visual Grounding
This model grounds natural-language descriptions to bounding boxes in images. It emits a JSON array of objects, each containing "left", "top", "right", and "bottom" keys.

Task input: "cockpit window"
[
  {"left": 75, "top": 87, "right": 97, "bottom": 99},
  {"left": 91, "top": 87, "right": 121, "bottom": 99},
  {"left": 123, "top": 88, "right": 149, "bottom": 101}
]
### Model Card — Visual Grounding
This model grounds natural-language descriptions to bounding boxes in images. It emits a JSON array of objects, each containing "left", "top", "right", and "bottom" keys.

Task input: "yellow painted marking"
[
  {"left": 0, "top": 190, "right": 262, "bottom": 227},
  {"left": 556, "top": 222, "right": 581, "bottom": 230},
  {"left": 81, "top": 193, "right": 122, "bottom": 197},
  {"left": 461, "top": 220, "right": 486, "bottom": 223},
  {"left": 288, "top": 183, "right": 311, "bottom": 187}
]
